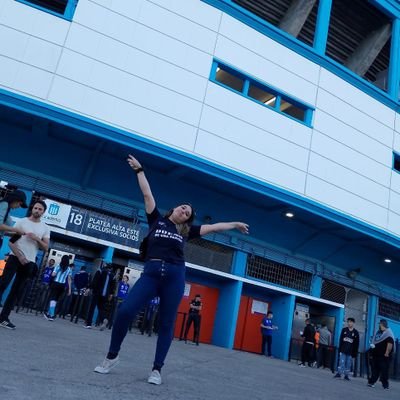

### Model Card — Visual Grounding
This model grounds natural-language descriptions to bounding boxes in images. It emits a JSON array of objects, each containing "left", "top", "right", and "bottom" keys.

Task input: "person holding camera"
[
  {"left": 0, "top": 200, "right": 50, "bottom": 330},
  {"left": 94, "top": 154, "right": 249, "bottom": 385}
]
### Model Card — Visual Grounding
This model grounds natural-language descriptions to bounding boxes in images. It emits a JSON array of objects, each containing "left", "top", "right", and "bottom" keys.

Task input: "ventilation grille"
[{"left": 246, "top": 255, "right": 312, "bottom": 292}]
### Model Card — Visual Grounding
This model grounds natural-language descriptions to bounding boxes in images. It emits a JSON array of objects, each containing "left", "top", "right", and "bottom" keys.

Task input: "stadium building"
[{"left": 0, "top": 0, "right": 399, "bottom": 371}]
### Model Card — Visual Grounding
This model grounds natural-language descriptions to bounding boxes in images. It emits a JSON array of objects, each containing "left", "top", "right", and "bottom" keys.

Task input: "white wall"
[{"left": 0, "top": 0, "right": 399, "bottom": 236}]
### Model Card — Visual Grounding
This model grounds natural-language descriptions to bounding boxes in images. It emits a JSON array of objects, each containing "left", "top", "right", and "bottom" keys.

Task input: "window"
[
  {"left": 16, "top": 0, "right": 79, "bottom": 20},
  {"left": 233, "top": 0, "right": 320, "bottom": 47},
  {"left": 211, "top": 61, "right": 313, "bottom": 125},
  {"left": 393, "top": 152, "right": 400, "bottom": 173},
  {"left": 215, "top": 66, "right": 245, "bottom": 92},
  {"left": 326, "top": 0, "right": 392, "bottom": 91}
]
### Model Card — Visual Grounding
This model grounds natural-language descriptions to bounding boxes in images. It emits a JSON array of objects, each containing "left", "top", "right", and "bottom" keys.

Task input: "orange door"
[
  {"left": 234, "top": 296, "right": 270, "bottom": 353},
  {"left": 174, "top": 282, "right": 219, "bottom": 344}
]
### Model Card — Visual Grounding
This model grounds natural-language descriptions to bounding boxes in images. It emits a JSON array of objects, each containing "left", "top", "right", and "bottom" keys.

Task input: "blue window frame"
[
  {"left": 16, "top": 0, "right": 79, "bottom": 21},
  {"left": 210, "top": 60, "right": 314, "bottom": 126}
]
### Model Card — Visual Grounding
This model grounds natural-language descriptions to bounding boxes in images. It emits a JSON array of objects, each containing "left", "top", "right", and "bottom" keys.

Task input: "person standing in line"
[
  {"left": 260, "top": 311, "right": 277, "bottom": 357},
  {"left": 368, "top": 319, "right": 395, "bottom": 389},
  {"left": 0, "top": 189, "right": 28, "bottom": 305},
  {"left": 334, "top": 317, "right": 359, "bottom": 380},
  {"left": 183, "top": 294, "right": 202, "bottom": 345},
  {"left": 44, "top": 255, "right": 72, "bottom": 321},
  {"left": 0, "top": 200, "right": 50, "bottom": 329},
  {"left": 84, "top": 263, "right": 114, "bottom": 329},
  {"left": 299, "top": 318, "right": 316, "bottom": 367},
  {"left": 94, "top": 154, "right": 249, "bottom": 385},
  {"left": 317, "top": 323, "right": 332, "bottom": 369},
  {"left": 108, "top": 274, "right": 130, "bottom": 329},
  {"left": 141, "top": 296, "right": 160, "bottom": 337}
]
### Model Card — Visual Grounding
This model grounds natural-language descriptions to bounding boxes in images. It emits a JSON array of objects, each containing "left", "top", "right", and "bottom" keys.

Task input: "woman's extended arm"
[
  {"left": 127, "top": 154, "right": 156, "bottom": 214},
  {"left": 200, "top": 222, "right": 249, "bottom": 236}
]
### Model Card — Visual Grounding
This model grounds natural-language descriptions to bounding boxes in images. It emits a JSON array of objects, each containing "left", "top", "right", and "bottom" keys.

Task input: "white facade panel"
[
  {"left": 205, "top": 83, "right": 313, "bottom": 149},
  {"left": 138, "top": 1, "right": 218, "bottom": 54},
  {"left": 395, "top": 112, "right": 400, "bottom": 133},
  {"left": 0, "top": 0, "right": 69, "bottom": 45},
  {"left": 314, "top": 110, "right": 391, "bottom": 165},
  {"left": 149, "top": 0, "right": 222, "bottom": 31},
  {"left": 219, "top": 14, "right": 320, "bottom": 85},
  {"left": 12, "top": 63, "right": 53, "bottom": 99},
  {"left": 195, "top": 130, "right": 307, "bottom": 194},
  {"left": 388, "top": 190, "right": 400, "bottom": 216},
  {"left": 110, "top": 98, "right": 198, "bottom": 152},
  {"left": 214, "top": 35, "right": 317, "bottom": 106},
  {"left": 132, "top": 23, "right": 212, "bottom": 77},
  {"left": 0, "top": 24, "right": 29, "bottom": 60},
  {"left": 199, "top": 105, "right": 310, "bottom": 171},
  {"left": 318, "top": 69, "right": 396, "bottom": 128},
  {"left": 0, "top": 55, "right": 20, "bottom": 88},
  {"left": 48, "top": 76, "right": 87, "bottom": 113},
  {"left": 306, "top": 176, "right": 388, "bottom": 228},
  {"left": 23, "top": 36, "right": 62, "bottom": 72},
  {"left": 390, "top": 170, "right": 400, "bottom": 195},
  {"left": 311, "top": 131, "right": 391, "bottom": 187},
  {"left": 387, "top": 211, "right": 400, "bottom": 235},
  {"left": 308, "top": 153, "right": 389, "bottom": 207},
  {"left": 316, "top": 89, "right": 394, "bottom": 147}
]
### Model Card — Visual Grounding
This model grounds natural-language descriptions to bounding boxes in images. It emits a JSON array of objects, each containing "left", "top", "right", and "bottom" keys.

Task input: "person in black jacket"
[
  {"left": 334, "top": 317, "right": 359, "bottom": 380},
  {"left": 299, "top": 318, "right": 316, "bottom": 367},
  {"left": 84, "top": 263, "right": 115, "bottom": 329}
]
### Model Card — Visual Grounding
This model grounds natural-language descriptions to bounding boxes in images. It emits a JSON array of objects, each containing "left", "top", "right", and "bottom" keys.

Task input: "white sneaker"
[
  {"left": 99, "top": 319, "right": 108, "bottom": 331},
  {"left": 94, "top": 356, "right": 120, "bottom": 374},
  {"left": 147, "top": 370, "right": 162, "bottom": 385}
]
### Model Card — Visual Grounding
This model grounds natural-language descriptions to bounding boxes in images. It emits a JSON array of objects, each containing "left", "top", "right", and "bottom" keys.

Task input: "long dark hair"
[
  {"left": 164, "top": 203, "right": 195, "bottom": 237},
  {"left": 59, "top": 255, "right": 70, "bottom": 272}
]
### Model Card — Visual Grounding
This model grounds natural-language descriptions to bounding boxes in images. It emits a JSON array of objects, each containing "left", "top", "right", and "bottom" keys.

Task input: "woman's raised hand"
[
  {"left": 127, "top": 154, "right": 141, "bottom": 170},
  {"left": 235, "top": 222, "right": 249, "bottom": 234}
]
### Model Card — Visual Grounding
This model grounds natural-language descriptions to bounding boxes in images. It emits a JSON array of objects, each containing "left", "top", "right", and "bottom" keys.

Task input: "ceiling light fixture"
[
  {"left": 285, "top": 212, "right": 294, "bottom": 218},
  {"left": 384, "top": 258, "right": 392, "bottom": 263}
]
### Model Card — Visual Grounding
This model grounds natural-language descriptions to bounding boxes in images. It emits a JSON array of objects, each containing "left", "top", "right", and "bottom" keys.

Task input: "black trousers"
[
  {"left": 86, "top": 294, "right": 107, "bottom": 326},
  {"left": 301, "top": 342, "right": 315, "bottom": 365},
  {"left": 0, "top": 256, "right": 30, "bottom": 320},
  {"left": 0, "top": 255, "right": 18, "bottom": 304},
  {"left": 184, "top": 313, "right": 201, "bottom": 343},
  {"left": 261, "top": 335, "right": 272, "bottom": 356},
  {"left": 369, "top": 355, "right": 390, "bottom": 388},
  {"left": 317, "top": 344, "right": 331, "bottom": 368}
]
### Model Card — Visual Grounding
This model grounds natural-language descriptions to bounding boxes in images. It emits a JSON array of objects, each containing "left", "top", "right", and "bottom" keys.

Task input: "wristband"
[{"left": 135, "top": 167, "right": 144, "bottom": 174}]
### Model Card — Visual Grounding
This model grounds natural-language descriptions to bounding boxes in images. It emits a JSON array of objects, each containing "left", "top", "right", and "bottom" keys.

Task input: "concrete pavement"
[{"left": 0, "top": 311, "right": 399, "bottom": 400}]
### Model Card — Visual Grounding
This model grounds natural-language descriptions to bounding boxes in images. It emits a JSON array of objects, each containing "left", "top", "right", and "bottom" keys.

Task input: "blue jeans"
[
  {"left": 109, "top": 260, "right": 185, "bottom": 369},
  {"left": 338, "top": 352, "right": 352, "bottom": 376}
]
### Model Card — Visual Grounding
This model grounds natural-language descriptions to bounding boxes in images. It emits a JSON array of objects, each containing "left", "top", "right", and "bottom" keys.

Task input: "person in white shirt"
[{"left": 0, "top": 200, "right": 50, "bottom": 330}]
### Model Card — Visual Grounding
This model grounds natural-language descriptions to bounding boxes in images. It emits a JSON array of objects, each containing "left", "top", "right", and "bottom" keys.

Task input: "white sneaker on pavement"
[
  {"left": 147, "top": 370, "right": 162, "bottom": 385},
  {"left": 94, "top": 356, "right": 120, "bottom": 374}
]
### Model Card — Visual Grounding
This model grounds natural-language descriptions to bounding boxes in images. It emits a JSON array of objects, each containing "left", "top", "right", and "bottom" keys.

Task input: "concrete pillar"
[
  {"left": 345, "top": 23, "right": 392, "bottom": 76},
  {"left": 279, "top": 0, "right": 317, "bottom": 38},
  {"left": 231, "top": 250, "right": 247, "bottom": 277},
  {"left": 212, "top": 280, "right": 243, "bottom": 349},
  {"left": 310, "top": 274, "right": 323, "bottom": 298},
  {"left": 272, "top": 294, "right": 296, "bottom": 360},
  {"left": 366, "top": 295, "right": 378, "bottom": 347}
]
